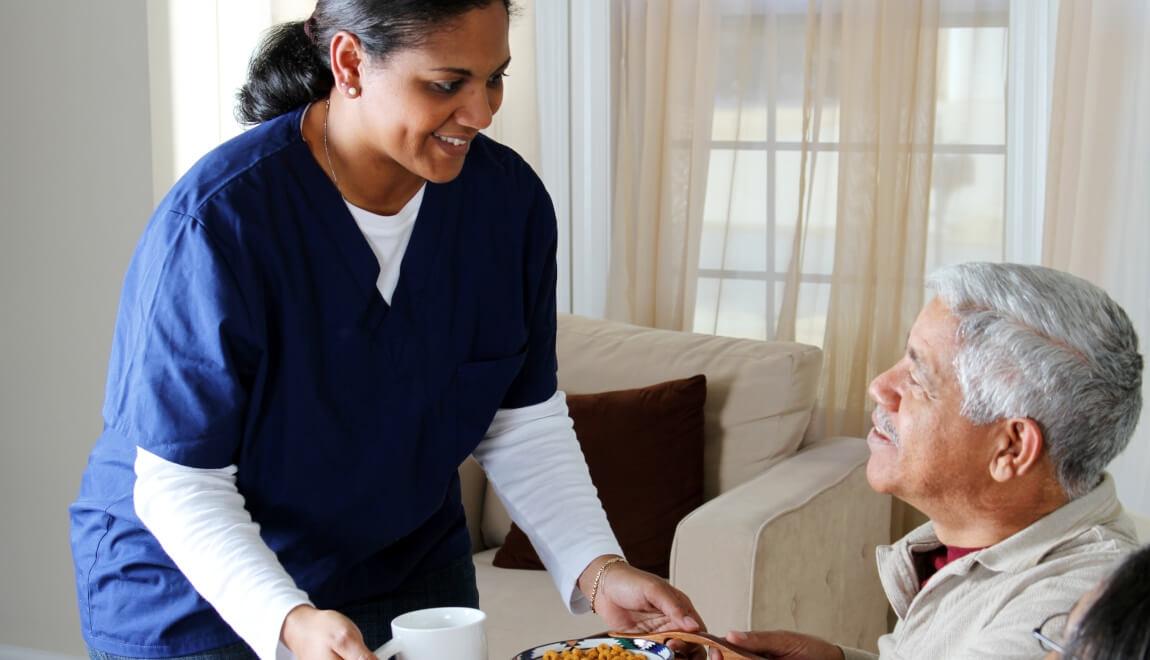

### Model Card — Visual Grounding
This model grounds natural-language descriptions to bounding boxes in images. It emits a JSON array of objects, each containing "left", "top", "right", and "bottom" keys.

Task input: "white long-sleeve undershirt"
[
  {"left": 133, "top": 450, "right": 304, "bottom": 660},
  {"left": 472, "top": 391, "right": 623, "bottom": 611}
]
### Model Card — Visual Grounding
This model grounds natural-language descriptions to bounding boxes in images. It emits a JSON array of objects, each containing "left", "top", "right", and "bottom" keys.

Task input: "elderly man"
[{"left": 712, "top": 263, "right": 1142, "bottom": 659}]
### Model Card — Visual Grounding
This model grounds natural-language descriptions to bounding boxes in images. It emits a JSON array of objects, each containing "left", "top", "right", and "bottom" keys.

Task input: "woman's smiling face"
[{"left": 349, "top": 1, "right": 510, "bottom": 184}]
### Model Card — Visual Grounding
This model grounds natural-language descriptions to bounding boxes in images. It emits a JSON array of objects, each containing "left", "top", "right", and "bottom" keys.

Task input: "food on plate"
[{"left": 542, "top": 643, "right": 647, "bottom": 659}]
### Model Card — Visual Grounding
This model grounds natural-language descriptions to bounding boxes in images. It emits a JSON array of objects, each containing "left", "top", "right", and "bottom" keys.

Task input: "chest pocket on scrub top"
[{"left": 448, "top": 351, "right": 527, "bottom": 461}]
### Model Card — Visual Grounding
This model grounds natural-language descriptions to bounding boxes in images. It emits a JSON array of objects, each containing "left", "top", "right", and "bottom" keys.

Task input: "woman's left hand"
[{"left": 579, "top": 556, "right": 705, "bottom": 635}]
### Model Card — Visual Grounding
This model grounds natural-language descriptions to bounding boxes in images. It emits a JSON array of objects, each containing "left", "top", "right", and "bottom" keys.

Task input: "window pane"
[
  {"left": 713, "top": 13, "right": 771, "bottom": 141},
  {"left": 775, "top": 151, "right": 838, "bottom": 276},
  {"left": 775, "top": 15, "right": 840, "bottom": 143},
  {"left": 700, "top": 151, "right": 735, "bottom": 270},
  {"left": 712, "top": 8, "right": 840, "bottom": 143},
  {"left": 777, "top": 281, "right": 831, "bottom": 347},
  {"left": 694, "top": 277, "right": 721, "bottom": 335},
  {"left": 695, "top": 275, "right": 771, "bottom": 340},
  {"left": 716, "top": 278, "right": 770, "bottom": 340},
  {"left": 935, "top": 26, "right": 1007, "bottom": 145},
  {"left": 701, "top": 5, "right": 1007, "bottom": 344},
  {"left": 927, "top": 153, "right": 1005, "bottom": 273},
  {"left": 700, "top": 150, "right": 769, "bottom": 271}
]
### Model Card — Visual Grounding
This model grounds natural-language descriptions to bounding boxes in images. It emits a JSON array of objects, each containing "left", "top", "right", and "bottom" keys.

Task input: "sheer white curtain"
[
  {"left": 607, "top": 1, "right": 719, "bottom": 329},
  {"left": 789, "top": 0, "right": 942, "bottom": 439},
  {"left": 691, "top": 0, "right": 1006, "bottom": 538},
  {"left": 694, "top": 0, "right": 1007, "bottom": 438},
  {"left": 482, "top": 0, "right": 541, "bottom": 171},
  {"left": 1043, "top": 0, "right": 1150, "bottom": 517}
]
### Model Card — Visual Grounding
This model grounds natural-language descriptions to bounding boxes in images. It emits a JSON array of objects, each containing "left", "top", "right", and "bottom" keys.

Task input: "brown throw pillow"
[{"left": 492, "top": 374, "right": 706, "bottom": 578}]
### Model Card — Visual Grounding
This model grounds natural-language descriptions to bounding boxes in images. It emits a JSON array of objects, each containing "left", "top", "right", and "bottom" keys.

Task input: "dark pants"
[{"left": 88, "top": 555, "right": 479, "bottom": 660}]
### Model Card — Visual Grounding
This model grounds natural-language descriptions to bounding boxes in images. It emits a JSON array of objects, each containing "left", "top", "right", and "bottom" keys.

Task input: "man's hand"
[
  {"left": 707, "top": 630, "right": 845, "bottom": 660},
  {"left": 281, "top": 604, "right": 376, "bottom": 660}
]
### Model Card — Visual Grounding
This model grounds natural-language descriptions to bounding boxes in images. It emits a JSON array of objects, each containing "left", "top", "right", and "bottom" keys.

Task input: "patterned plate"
[{"left": 512, "top": 636, "right": 672, "bottom": 659}]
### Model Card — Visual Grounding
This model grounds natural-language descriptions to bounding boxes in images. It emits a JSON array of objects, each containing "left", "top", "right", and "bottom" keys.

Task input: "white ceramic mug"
[{"left": 373, "top": 606, "right": 487, "bottom": 660}]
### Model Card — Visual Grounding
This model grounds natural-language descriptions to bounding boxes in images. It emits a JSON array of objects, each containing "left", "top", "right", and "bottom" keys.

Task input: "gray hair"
[{"left": 927, "top": 263, "right": 1143, "bottom": 499}]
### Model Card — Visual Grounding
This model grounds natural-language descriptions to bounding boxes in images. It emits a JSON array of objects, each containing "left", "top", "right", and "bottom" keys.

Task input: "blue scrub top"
[{"left": 69, "top": 105, "right": 558, "bottom": 657}]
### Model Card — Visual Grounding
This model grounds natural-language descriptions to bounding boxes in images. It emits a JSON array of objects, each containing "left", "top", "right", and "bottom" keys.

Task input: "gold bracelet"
[{"left": 589, "top": 556, "right": 627, "bottom": 614}]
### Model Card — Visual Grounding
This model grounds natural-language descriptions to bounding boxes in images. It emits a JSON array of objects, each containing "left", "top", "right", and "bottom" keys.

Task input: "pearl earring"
[{"left": 347, "top": 86, "right": 359, "bottom": 98}]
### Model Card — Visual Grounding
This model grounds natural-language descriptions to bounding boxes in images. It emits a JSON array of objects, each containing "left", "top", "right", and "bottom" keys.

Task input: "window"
[
  {"left": 693, "top": 1, "right": 1009, "bottom": 346},
  {"left": 147, "top": 0, "right": 315, "bottom": 200}
]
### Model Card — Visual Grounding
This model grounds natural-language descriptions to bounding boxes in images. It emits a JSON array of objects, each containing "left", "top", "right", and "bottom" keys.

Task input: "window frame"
[{"left": 697, "top": 2, "right": 1013, "bottom": 340}]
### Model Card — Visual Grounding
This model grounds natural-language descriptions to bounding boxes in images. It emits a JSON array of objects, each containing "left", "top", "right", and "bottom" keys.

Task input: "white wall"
[{"left": 0, "top": 1, "right": 154, "bottom": 655}]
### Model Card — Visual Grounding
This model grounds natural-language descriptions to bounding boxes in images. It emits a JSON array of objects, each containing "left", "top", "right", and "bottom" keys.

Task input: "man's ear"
[{"left": 989, "top": 418, "right": 1044, "bottom": 483}]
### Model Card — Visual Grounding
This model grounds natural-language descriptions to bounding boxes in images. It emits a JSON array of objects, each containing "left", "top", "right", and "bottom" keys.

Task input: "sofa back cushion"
[{"left": 478, "top": 314, "right": 821, "bottom": 550}]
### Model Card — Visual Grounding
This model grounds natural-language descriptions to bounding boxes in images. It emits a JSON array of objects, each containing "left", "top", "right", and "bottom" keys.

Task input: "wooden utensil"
[{"left": 608, "top": 630, "right": 770, "bottom": 660}]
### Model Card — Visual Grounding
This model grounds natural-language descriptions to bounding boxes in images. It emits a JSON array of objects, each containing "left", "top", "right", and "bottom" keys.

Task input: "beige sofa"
[
  {"left": 1134, "top": 512, "right": 1150, "bottom": 543},
  {"left": 460, "top": 314, "right": 891, "bottom": 658}
]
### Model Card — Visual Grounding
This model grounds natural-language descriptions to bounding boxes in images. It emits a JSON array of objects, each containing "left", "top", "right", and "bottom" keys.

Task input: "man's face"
[{"left": 865, "top": 297, "right": 993, "bottom": 509}]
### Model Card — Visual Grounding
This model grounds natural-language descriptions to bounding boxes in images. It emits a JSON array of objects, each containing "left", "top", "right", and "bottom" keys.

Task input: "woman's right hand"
[{"left": 281, "top": 604, "right": 376, "bottom": 660}]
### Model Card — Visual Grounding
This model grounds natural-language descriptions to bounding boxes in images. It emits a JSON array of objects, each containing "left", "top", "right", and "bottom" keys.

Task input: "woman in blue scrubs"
[{"left": 69, "top": 1, "right": 705, "bottom": 659}]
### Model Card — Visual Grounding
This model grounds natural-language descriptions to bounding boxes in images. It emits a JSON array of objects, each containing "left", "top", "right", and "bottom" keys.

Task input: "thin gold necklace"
[{"left": 322, "top": 99, "right": 342, "bottom": 197}]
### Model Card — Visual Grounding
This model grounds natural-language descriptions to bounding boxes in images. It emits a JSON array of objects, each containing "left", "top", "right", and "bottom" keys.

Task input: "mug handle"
[{"left": 374, "top": 639, "right": 402, "bottom": 659}]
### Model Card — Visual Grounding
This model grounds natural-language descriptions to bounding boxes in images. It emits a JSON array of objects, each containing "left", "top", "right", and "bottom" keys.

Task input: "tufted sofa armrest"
[{"left": 670, "top": 436, "right": 891, "bottom": 652}]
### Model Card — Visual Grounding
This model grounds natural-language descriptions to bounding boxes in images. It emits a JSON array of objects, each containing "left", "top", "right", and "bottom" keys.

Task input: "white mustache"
[{"left": 874, "top": 409, "right": 900, "bottom": 446}]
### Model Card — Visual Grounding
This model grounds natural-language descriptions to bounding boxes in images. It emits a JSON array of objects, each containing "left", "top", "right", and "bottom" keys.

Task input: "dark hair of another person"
[
  {"left": 236, "top": 0, "right": 513, "bottom": 124},
  {"left": 1065, "top": 544, "right": 1150, "bottom": 659}
]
